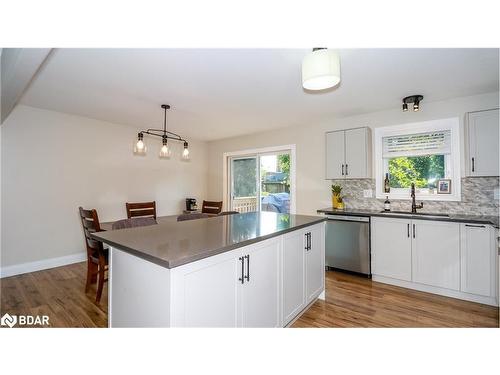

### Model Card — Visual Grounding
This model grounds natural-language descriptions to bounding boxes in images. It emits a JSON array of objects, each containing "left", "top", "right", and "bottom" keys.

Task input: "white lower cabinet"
[
  {"left": 371, "top": 217, "right": 498, "bottom": 306},
  {"left": 411, "top": 219, "right": 460, "bottom": 290},
  {"left": 371, "top": 217, "right": 412, "bottom": 281},
  {"left": 170, "top": 222, "right": 325, "bottom": 327},
  {"left": 460, "top": 223, "right": 497, "bottom": 298},
  {"left": 282, "top": 223, "right": 325, "bottom": 326}
]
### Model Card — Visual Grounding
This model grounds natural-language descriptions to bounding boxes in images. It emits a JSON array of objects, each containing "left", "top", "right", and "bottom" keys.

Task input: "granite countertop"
[
  {"left": 317, "top": 207, "right": 499, "bottom": 228},
  {"left": 92, "top": 212, "right": 325, "bottom": 269}
]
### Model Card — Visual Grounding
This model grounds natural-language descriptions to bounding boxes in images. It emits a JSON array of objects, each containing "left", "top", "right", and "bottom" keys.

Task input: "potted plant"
[{"left": 331, "top": 184, "right": 343, "bottom": 209}]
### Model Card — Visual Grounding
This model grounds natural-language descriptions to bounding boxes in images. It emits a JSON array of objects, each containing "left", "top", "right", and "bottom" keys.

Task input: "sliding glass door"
[{"left": 229, "top": 150, "right": 292, "bottom": 214}]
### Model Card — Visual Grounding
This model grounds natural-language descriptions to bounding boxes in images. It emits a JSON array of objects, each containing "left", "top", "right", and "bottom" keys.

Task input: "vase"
[{"left": 332, "top": 194, "right": 340, "bottom": 209}]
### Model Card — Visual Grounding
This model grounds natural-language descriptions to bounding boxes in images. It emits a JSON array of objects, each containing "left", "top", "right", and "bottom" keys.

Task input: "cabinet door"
[
  {"left": 460, "top": 224, "right": 496, "bottom": 297},
  {"left": 411, "top": 220, "right": 460, "bottom": 290},
  {"left": 282, "top": 229, "right": 306, "bottom": 325},
  {"left": 239, "top": 238, "right": 281, "bottom": 327},
  {"left": 467, "top": 109, "right": 499, "bottom": 176},
  {"left": 371, "top": 217, "right": 412, "bottom": 281},
  {"left": 170, "top": 249, "right": 241, "bottom": 327},
  {"left": 326, "top": 130, "right": 345, "bottom": 179},
  {"left": 306, "top": 224, "right": 325, "bottom": 303},
  {"left": 345, "top": 128, "right": 369, "bottom": 178}
]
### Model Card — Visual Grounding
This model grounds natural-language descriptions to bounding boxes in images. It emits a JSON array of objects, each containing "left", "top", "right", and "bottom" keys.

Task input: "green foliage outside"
[
  {"left": 388, "top": 155, "right": 445, "bottom": 189},
  {"left": 233, "top": 158, "right": 257, "bottom": 197}
]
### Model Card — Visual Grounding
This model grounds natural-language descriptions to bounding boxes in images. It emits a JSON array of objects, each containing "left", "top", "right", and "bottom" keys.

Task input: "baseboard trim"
[
  {"left": 373, "top": 275, "right": 498, "bottom": 307},
  {"left": 1, "top": 252, "right": 86, "bottom": 278}
]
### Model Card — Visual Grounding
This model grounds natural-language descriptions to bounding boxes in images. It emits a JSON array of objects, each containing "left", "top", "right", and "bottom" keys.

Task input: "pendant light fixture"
[
  {"left": 302, "top": 48, "right": 341, "bottom": 91},
  {"left": 134, "top": 104, "right": 190, "bottom": 160}
]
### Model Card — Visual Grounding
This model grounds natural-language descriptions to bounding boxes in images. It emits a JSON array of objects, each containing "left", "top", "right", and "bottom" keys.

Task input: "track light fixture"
[
  {"left": 402, "top": 95, "right": 423, "bottom": 112},
  {"left": 134, "top": 104, "right": 190, "bottom": 161}
]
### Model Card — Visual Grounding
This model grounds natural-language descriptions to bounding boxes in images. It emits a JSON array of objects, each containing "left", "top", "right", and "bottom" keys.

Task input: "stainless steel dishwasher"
[{"left": 325, "top": 215, "right": 371, "bottom": 277}]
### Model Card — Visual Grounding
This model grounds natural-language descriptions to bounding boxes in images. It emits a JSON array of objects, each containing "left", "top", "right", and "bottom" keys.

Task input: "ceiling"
[{"left": 20, "top": 48, "right": 499, "bottom": 141}]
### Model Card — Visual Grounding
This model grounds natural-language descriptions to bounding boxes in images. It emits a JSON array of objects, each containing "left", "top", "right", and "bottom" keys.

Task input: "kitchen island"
[{"left": 92, "top": 212, "right": 326, "bottom": 327}]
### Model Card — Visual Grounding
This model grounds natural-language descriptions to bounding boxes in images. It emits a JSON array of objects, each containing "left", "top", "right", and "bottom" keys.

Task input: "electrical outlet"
[{"left": 363, "top": 189, "right": 373, "bottom": 198}]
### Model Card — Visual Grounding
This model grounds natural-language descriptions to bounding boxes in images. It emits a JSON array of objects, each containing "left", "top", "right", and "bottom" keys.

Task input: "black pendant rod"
[{"left": 138, "top": 104, "right": 186, "bottom": 143}]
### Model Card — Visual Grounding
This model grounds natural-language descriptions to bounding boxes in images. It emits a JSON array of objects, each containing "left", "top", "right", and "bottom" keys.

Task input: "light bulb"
[
  {"left": 133, "top": 133, "right": 146, "bottom": 155},
  {"left": 402, "top": 102, "right": 408, "bottom": 112},
  {"left": 182, "top": 142, "right": 190, "bottom": 160},
  {"left": 159, "top": 140, "right": 171, "bottom": 158}
]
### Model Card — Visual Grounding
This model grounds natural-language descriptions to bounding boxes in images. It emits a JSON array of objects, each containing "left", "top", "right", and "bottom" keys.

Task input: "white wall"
[
  {"left": 1, "top": 105, "right": 208, "bottom": 269},
  {"left": 207, "top": 92, "right": 499, "bottom": 215}
]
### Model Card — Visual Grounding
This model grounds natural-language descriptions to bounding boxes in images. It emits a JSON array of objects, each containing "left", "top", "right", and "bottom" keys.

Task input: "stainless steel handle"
[
  {"left": 407, "top": 223, "right": 410, "bottom": 238},
  {"left": 345, "top": 164, "right": 348, "bottom": 176},
  {"left": 413, "top": 224, "right": 416, "bottom": 239},
  {"left": 341, "top": 164, "right": 344, "bottom": 176},
  {"left": 244, "top": 254, "right": 250, "bottom": 282},
  {"left": 238, "top": 257, "right": 245, "bottom": 284},
  {"left": 308, "top": 232, "right": 312, "bottom": 250},
  {"left": 465, "top": 224, "right": 486, "bottom": 228},
  {"left": 471, "top": 157, "right": 475, "bottom": 172},
  {"left": 304, "top": 233, "right": 309, "bottom": 251}
]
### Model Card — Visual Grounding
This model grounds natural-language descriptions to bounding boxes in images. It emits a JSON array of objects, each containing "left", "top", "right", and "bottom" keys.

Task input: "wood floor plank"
[{"left": 1, "top": 264, "right": 497, "bottom": 328}]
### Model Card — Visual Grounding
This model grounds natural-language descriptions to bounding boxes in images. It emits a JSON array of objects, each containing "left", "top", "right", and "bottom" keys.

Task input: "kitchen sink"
[{"left": 379, "top": 210, "right": 450, "bottom": 218}]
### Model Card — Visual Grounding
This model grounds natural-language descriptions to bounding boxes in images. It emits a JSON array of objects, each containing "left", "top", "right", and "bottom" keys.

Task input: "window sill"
[{"left": 376, "top": 193, "right": 461, "bottom": 202}]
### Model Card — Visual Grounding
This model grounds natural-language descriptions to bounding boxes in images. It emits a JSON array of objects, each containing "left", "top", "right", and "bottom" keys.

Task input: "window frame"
[{"left": 374, "top": 118, "right": 461, "bottom": 201}]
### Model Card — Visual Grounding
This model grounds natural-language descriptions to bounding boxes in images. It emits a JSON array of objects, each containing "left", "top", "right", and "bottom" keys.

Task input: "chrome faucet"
[{"left": 410, "top": 183, "right": 424, "bottom": 213}]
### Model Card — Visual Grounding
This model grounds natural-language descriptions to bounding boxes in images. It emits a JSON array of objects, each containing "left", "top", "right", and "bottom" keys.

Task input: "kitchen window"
[{"left": 374, "top": 118, "right": 461, "bottom": 201}]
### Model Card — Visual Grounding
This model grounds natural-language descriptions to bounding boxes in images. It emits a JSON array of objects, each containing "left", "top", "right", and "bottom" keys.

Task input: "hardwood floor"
[
  {"left": 1, "top": 262, "right": 107, "bottom": 328},
  {"left": 292, "top": 271, "right": 499, "bottom": 328},
  {"left": 1, "top": 264, "right": 497, "bottom": 328}
]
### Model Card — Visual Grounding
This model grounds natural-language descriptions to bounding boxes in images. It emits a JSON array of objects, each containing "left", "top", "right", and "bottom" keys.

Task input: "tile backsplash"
[{"left": 331, "top": 177, "right": 499, "bottom": 216}]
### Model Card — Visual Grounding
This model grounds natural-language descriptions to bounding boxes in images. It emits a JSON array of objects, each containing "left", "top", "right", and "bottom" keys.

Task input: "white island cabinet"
[{"left": 104, "top": 218, "right": 325, "bottom": 328}]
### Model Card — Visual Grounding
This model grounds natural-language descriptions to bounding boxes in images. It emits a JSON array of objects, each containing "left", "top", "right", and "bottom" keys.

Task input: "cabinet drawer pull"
[
  {"left": 341, "top": 164, "right": 344, "bottom": 176},
  {"left": 308, "top": 232, "right": 311, "bottom": 250},
  {"left": 345, "top": 164, "right": 348, "bottom": 176},
  {"left": 238, "top": 257, "right": 245, "bottom": 284},
  {"left": 244, "top": 254, "right": 250, "bottom": 282},
  {"left": 471, "top": 157, "right": 475, "bottom": 172},
  {"left": 407, "top": 223, "right": 410, "bottom": 238},
  {"left": 412, "top": 224, "right": 416, "bottom": 239},
  {"left": 465, "top": 224, "right": 486, "bottom": 228}
]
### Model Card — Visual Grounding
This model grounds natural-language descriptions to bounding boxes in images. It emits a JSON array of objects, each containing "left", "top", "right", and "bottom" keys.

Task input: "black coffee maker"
[{"left": 185, "top": 198, "right": 197, "bottom": 211}]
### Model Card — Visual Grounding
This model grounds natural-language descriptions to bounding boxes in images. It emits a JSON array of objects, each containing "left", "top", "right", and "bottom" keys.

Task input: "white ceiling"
[{"left": 20, "top": 48, "right": 499, "bottom": 141}]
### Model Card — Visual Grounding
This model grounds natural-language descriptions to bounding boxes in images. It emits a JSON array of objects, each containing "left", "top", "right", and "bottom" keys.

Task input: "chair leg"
[
  {"left": 95, "top": 263, "right": 105, "bottom": 304},
  {"left": 85, "top": 260, "right": 97, "bottom": 293}
]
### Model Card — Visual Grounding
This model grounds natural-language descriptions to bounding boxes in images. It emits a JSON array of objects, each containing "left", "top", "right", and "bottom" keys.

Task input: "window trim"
[{"left": 374, "top": 118, "right": 461, "bottom": 201}]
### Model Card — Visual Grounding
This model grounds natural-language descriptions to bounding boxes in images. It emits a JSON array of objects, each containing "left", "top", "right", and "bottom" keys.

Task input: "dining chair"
[
  {"left": 177, "top": 213, "right": 210, "bottom": 221},
  {"left": 201, "top": 200, "right": 223, "bottom": 215},
  {"left": 126, "top": 201, "right": 156, "bottom": 219},
  {"left": 218, "top": 211, "right": 239, "bottom": 216},
  {"left": 112, "top": 217, "right": 157, "bottom": 230},
  {"left": 78, "top": 207, "right": 108, "bottom": 304}
]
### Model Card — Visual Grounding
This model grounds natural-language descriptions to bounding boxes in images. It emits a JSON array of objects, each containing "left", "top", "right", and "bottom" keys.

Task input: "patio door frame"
[{"left": 223, "top": 144, "right": 296, "bottom": 214}]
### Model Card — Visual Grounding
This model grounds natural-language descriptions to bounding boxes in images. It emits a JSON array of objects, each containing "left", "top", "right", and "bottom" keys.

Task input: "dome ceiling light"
[
  {"left": 302, "top": 48, "right": 341, "bottom": 91},
  {"left": 134, "top": 104, "right": 190, "bottom": 160}
]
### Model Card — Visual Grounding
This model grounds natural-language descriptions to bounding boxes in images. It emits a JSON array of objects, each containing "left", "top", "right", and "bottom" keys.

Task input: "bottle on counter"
[
  {"left": 384, "top": 196, "right": 391, "bottom": 211},
  {"left": 384, "top": 173, "right": 390, "bottom": 193}
]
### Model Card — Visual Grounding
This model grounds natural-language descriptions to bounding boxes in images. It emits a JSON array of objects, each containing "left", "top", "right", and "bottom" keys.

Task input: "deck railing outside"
[{"left": 232, "top": 196, "right": 258, "bottom": 213}]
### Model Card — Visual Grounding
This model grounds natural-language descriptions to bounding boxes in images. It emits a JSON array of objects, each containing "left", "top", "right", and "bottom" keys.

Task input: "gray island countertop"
[{"left": 91, "top": 212, "right": 325, "bottom": 269}]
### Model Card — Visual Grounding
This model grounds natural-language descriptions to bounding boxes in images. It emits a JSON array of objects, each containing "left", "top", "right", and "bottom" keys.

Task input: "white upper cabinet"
[
  {"left": 466, "top": 109, "right": 499, "bottom": 177},
  {"left": 411, "top": 220, "right": 460, "bottom": 291},
  {"left": 325, "top": 130, "right": 345, "bottom": 179},
  {"left": 326, "top": 127, "right": 371, "bottom": 179}
]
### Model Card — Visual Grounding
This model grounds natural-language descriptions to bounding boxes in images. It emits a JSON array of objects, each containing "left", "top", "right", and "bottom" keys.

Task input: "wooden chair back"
[
  {"left": 201, "top": 200, "right": 223, "bottom": 215},
  {"left": 78, "top": 207, "right": 104, "bottom": 256},
  {"left": 126, "top": 201, "right": 157, "bottom": 219}
]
